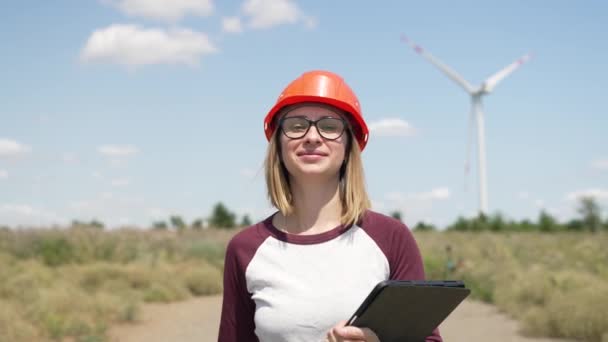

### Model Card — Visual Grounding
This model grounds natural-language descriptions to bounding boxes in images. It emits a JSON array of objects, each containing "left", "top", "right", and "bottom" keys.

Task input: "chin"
[{"left": 293, "top": 164, "right": 340, "bottom": 179}]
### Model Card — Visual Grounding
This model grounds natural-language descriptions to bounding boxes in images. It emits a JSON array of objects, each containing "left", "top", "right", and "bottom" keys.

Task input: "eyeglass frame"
[{"left": 278, "top": 115, "right": 350, "bottom": 141}]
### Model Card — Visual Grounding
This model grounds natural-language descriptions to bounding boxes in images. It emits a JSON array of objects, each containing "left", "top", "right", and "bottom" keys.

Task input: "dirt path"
[{"left": 108, "top": 296, "right": 573, "bottom": 342}]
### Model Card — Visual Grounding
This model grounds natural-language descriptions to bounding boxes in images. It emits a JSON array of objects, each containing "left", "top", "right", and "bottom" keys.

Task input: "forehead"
[{"left": 282, "top": 104, "right": 345, "bottom": 119}]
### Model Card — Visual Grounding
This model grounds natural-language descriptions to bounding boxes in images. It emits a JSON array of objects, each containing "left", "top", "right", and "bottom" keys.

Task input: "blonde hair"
[{"left": 264, "top": 127, "right": 371, "bottom": 227}]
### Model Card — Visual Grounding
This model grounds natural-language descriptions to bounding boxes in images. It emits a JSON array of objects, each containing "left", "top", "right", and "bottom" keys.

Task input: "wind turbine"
[{"left": 400, "top": 35, "right": 531, "bottom": 215}]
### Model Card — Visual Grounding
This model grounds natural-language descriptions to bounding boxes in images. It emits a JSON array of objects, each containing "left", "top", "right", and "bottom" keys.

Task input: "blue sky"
[{"left": 1, "top": 0, "right": 607, "bottom": 228}]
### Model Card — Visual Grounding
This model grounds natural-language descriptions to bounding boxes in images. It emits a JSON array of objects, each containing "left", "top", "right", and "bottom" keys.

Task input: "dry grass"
[
  {"left": 0, "top": 227, "right": 234, "bottom": 341},
  {"left": 2, "top": 227, "right": 606, "bottom": 341},
  {"left": 415, "top": 231, "right": 608, "bottom": 342}
]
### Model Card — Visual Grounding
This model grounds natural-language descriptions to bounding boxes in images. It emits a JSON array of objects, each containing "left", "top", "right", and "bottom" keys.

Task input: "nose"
[{"left": 303, "top": 122, "right": 322, "bottom": 145}]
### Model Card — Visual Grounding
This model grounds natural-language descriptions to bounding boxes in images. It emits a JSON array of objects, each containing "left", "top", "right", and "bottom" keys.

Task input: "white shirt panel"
[{"left": 245, "top": 225, "right": 389, "bottom": 342}]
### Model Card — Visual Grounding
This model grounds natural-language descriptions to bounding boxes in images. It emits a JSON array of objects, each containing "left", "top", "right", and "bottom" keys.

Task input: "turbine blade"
[
  {"left": 483, "top": 53, "right": 532, "bottom": 93},
  {"left": 400, "top": 34, "right": 476, "bottom": 94}
]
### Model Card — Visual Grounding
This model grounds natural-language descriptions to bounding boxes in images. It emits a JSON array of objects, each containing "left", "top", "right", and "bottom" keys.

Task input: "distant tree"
[
  {"left": 390, "top": 211, "right": 403, "bottom": 222},
  {"left": 413, "top": 221, "right": 436, "bottom": 231},
  {"left": 152, "top": 221, "right": 168, "bottom": 230},
  {"left": 565, "top": 219, "right": 584, "bottom": 231},
  {"left": 169, "top": 215, "right": 186, "bottom": 231},
  {"left": 70, "top": 219, "right": 104, "bottom": 229},
  {"left": 240, "top": 215, "right": 252, "bottom": 227},
  {"left": 577, "top": 196, "right": 602, "bottom": 232},
  {"left": 90, "top": 219, "right": 104, "bottom": 229},
  {"left": 447, "top": 217, "right": 470, "bottom": 231},
  {"left": 192, "top": 218, "right": 204, "bottom": 230},
  {"left": 470, "top": 213, "right": 489, "bottom": 231},
  {"left": 209, "top": 202, "right": 236, "bottom": 228},
  {"left": 514, "top": 219, "right": 535, "bottom": 232},
  {"left": 538, "top": 210, "right": 559, "bottom": 232},
  {"left": 488, "top": 213, "right": 506, "bottom": 232}
]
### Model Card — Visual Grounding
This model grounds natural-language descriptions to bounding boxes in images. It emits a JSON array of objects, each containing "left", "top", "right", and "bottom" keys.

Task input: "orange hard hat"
[{"left": 264, "top": 70, "right": 369, "bottom": 151}]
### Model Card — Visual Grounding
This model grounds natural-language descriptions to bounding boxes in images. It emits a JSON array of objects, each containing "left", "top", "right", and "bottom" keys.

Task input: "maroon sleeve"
[
  {"left": 218, "top": 224, "right": 269, "bottom": 342},
  {"left": 360, "top": 211, "right": 443, "bottom": 342}
]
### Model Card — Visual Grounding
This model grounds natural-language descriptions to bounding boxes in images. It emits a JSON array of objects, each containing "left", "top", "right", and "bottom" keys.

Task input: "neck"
[{"left": 279, "top": 177, "right": 342, "bottom": 235}]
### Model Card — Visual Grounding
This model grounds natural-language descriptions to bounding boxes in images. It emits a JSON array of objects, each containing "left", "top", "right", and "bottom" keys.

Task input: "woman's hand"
[{"left": 326, "top": 320, "right": 380, "bottom": 342}]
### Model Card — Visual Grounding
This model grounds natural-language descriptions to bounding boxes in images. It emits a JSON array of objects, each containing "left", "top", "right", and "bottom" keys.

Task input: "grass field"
[
  {"left": 417, "top": 231, "right": 608, "bottom": 342},
  {"left": 0, "top": 226, "right": 606, "bottom": 341}
]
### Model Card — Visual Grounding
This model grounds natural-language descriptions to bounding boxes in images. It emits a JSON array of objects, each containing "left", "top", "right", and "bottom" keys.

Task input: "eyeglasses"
[{"left": 279, "top": 116, "right": 347, "bottom": 140}]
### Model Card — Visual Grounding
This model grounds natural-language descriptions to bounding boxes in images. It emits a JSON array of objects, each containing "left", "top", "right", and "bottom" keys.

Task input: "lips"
[{"left": 296, "top": 151, "right": 328, "bottom": 157}]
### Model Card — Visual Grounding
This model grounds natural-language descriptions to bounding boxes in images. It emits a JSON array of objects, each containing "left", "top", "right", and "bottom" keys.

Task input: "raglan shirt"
[{"left": 218, "top": 210, "right": 442, "bottom": 342}]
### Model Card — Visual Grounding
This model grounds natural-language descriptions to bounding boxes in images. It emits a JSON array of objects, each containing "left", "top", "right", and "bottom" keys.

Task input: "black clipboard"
[{"left": 346, "top": 280, "right": 470, "bottom": 342}]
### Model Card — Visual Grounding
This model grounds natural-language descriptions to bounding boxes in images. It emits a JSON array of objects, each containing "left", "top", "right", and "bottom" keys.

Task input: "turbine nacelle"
[{"left": 477, "top": 84, "right": 492, "bottom": 96}]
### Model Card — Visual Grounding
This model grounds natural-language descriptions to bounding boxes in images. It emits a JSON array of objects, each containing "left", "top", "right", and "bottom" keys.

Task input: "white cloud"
[
  {"left": 591, "top": 159, "right": 608, "bottom": 171},
  {"left": 0, "top": 204, "right": 37, "bottom": 217},
  {"left": 534, "top": 199, "right": 545, "bottom": 208},
  {"left": 222, "top": 16, "right": 243, "bottom": 33},
  {"left": 0, "top": 204, "right": 66, "bottom": 227},
  {"left": 385, "top": 192, "right": 405, "bottom": 202},
  {"left": 518, "top": 191, "right": 530, "bottom": 200},
  {"left": 0, "top": 138, "right": 31, "bottom": 158},
  {"left": 80, "top": 24, "right": 218, "bottom": 68},
  {"left": 98, "top": 144, "right": 139, "bottom": 157},
  {"left": 386, "top": 187, "right": 450, "bottom": 202},
  {"left": 69, "top": 201, "right": 91, "bottom": 210},
  {"left": 0, "top": 170, "right": 7, "bottom": 179},
  {"left": 63, "top": 193, "right": 148, "bottom": 228},
  {"left": 110, "top": 179, "right": 130, "bottom": 187},
  {"left": 368, "top": 118, "right": 416, "bottom": 137},
  {"left": 118, "top": 217, "right": 131, "bottom": 225},
  {"left": 147, "top": 207, "right": 170, "bottom": 219},
  {"left": 381, "top": 187, "right": 451, "bottom": 228},
  {"left": 302, "top": 16, "right": 318, "bottom": 29},
  {"left": 242, "top": 0, "right": 312, "bottom": 29},
  {"left": 565, "top": 189, "right": 608, "bottom": 201},
  {"left": 415, "top": 187, "right": 451, "bottom": 200},
  {"left": 545, "top": 207, "right": 559, "bottom": 216},
  {"left": 103, "top": 0, "right": 213, "bottom": 22}
]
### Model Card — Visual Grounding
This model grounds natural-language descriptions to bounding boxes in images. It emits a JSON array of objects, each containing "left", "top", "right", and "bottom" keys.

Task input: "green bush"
[{"left": 39, "top": 238, "right": 73, "bottom": 266}]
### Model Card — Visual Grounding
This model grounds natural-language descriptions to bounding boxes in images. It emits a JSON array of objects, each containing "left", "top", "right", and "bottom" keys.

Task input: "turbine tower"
[{"left": 400, "top": 35, "right": 531, "bottom": 215}]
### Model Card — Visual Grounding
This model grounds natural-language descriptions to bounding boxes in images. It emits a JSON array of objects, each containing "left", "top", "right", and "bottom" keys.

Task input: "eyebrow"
[{"left": 283, "top": 112, "right": 343, "bottom": 119}]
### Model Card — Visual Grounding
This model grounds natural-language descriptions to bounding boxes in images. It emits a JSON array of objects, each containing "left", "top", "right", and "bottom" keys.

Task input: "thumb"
[
  {"left": 335, "top": 325, "right": 366, "bottom": 339},
  {"left": 336, "top": 326, "right": 379, "bottom": 341}
]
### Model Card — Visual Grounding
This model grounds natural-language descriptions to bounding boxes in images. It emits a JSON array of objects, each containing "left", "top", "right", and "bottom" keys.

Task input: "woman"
[{"left": 218, "top": 70, "right": 442, "bottom": 342}]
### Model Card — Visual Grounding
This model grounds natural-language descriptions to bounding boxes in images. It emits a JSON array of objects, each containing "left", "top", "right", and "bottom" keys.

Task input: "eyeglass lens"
[{"left": 281, "top": 117, "right": 345, "bottom": 140}]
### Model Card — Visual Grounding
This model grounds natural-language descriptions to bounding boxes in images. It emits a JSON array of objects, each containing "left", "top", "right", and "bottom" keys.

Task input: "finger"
[
  {"left": 361, "top": 327, "right": 380, "bottom": 342},
  {"left": 327, "top": 320, "right": 346, "bottom": 342},
  {"left": 334, "top": 326, "right": 366, "bottom": 339},
  {"left": 326, "top": 330, "right": 338, "bottom": 342},
  {"left": 335, "top": 326, "right": 379, "bottom": 341}
]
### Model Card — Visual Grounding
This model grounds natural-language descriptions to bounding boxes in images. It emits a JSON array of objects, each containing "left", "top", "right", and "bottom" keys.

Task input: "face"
[{"left": 278, "top": 104, "right": 349, "bottom": 182}]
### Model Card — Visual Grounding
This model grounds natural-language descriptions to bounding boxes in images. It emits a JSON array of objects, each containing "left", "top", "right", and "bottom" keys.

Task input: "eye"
[
  {"left": 319, "top": 118, "right": 343, "bottom": 132},
  {"left": 292, "top": 123, "right": 307, "bottom": 131},
  {"left": 284, "top": 118, "right": 309, "bottom": 132}
]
